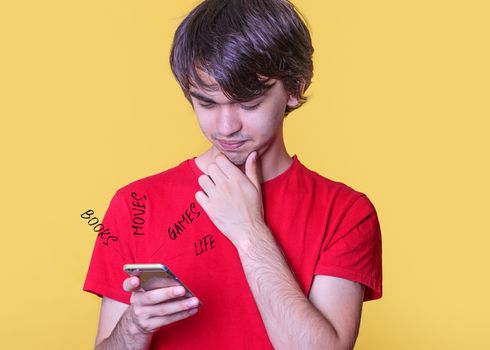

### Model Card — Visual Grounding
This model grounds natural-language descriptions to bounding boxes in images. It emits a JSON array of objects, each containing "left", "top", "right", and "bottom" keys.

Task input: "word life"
[
  {"left": 130, "top": 192, "right": 147, "bottom": 236},
  {"left": 168, "top": 202, "right": 201, "bottom": 240},
  {"left": 194, "top": 234, "right": 216, "bottom": 256},
  {"left": 81, "top": 209, "right": 118, "bottom": 245}
]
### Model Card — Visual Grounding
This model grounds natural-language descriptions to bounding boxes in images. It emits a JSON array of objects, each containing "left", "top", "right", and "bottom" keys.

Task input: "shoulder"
[{"left": 295, "top": 158, "right": 372, "bottom": 210}]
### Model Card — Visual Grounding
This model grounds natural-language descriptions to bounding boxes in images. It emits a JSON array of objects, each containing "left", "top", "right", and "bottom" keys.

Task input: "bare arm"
[
  {"left": 196, "top": 153, "right": 365, "bottom": 349},
  {"left": 94, "top": 277, "right": 200, "bottom": 350},
  {"left": 94, "top": 297, "right": 153, "bottom": 350},
  {"left": 236, "top": 224, "right": 365, "bottom": 350}
]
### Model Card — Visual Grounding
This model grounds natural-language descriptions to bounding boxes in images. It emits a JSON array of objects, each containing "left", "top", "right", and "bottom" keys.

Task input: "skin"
[
  {"left": 189, "top": 72, "right": 296, "bottom": 181},
  {"left": 94, "top": 71, "right": 365, "bottom": 349}
]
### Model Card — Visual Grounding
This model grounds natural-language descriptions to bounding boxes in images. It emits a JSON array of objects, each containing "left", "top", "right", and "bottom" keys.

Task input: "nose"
[{"left": 216, "top": 105, "right": 242, "bottom": 136}]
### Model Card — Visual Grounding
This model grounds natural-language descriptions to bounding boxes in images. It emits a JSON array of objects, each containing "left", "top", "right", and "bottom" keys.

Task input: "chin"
[{"left": 219, "top": 151, "right": 249, "bottom": 166}]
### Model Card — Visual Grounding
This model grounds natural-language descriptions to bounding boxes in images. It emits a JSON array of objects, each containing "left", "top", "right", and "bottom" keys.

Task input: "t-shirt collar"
[{"left": 187, "top": 154, "right": 299, "bottom": 186}]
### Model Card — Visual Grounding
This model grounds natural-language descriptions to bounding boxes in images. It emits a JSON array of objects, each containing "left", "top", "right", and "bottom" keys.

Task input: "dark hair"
[{"left": 170, "top": 0, "right": 314, "bottom": 116}]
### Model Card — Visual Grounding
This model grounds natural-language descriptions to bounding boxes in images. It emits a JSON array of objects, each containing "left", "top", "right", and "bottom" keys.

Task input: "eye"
[
  {"left": 240, "top": 103, "right": 261, "bottom": 111},
  {"left": 199, "top": 103, "right": 216, "bottom": 109}
]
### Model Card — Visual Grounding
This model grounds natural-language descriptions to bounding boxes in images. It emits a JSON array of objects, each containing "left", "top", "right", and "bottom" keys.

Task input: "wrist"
[
  {"left": 236, "top": 220, "right": 270, "bottom": 256},
  {"left": 124, "top": 306, "right": 153, "bottom": 338}
]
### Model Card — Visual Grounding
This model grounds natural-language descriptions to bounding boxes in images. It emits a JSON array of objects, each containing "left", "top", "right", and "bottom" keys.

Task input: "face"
[{"left": 189, "top": 71, "right": 299, "bottom": 166}]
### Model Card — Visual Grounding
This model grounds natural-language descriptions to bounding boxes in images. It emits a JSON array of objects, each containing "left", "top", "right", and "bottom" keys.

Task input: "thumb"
[
  {"left": 123, "top": 276, "right": 142, "bottom": 292},
  {"left": 245, "top": 151, "right": 261, "bottom": 190}
]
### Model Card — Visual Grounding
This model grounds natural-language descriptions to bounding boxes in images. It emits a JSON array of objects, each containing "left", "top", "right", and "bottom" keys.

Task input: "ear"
[
  {"left": 286, "top": 80, "right": 306, "bottom": 108},
  {"left": 287, "top": 94, "right": 299, "bottom": 108}
]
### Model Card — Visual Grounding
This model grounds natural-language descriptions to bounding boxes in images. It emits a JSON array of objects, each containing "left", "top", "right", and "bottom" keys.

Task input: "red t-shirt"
[{"left": 83, "top": 155, "right": 382, "bottom": 349}]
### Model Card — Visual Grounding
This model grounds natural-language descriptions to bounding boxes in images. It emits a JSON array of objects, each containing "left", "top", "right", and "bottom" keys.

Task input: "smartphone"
[{"left": 123, "top": 263, "right": 201, "bottom": 305}]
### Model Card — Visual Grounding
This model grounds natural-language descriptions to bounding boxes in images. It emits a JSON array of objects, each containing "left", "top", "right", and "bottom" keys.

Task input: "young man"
[{"left": 84, "top": 1, "right": 382, "bottom": 349}]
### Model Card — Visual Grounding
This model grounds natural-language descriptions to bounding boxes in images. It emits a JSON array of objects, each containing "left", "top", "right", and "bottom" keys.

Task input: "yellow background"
[{"left": 1, "top": 0, "right": 489, "bottom": 348}]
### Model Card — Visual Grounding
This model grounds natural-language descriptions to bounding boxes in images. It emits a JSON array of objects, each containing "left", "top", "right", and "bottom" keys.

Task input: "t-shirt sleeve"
[
  {"left": 314, "top": 194, "right": 383, "bottom": 301},
  {"left": 83, "top": 189, "right": 136, "bottom": 304}
]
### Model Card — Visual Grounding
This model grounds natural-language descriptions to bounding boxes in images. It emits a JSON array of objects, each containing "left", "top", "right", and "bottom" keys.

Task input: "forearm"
[
  {"left": 95, "top": 307, "right": 153, "bottom": 350},
  {"left": 236, "top": 224, "right": 344, "bottom": 350}
]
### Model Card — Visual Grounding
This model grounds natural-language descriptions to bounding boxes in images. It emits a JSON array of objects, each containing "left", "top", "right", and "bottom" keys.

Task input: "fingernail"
[
  {"left": 175, "top": 287, "right": 185, "bottom": 296},
  {"left": 187, "top": 298, "right": 199, "bottom": 307}
]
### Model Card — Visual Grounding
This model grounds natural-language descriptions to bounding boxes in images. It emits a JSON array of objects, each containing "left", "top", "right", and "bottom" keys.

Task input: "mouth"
[{"left": 216, "top": 139, "right": 247, "bottom": 151}]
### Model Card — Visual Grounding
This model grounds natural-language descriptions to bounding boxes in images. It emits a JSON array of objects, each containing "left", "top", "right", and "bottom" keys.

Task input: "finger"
[
  {"left": 245, "top": 151, "right": 261, "bottom": 190},
  {"left": 123, "top": 276, "right": 142, "bottom": 292},
  {"left": 139, "top": 307, "right": 199, "bottom": 332},
  {"left": 133, "top": 286, "right": 187, "bottom": 306},
  {"left": 207, "top": 162, "right": 228, "bottom": 184},
  {"left": 198, "top": 174, "right": 215, "bottom": 196},
  {"left": 215, "top": 153, "right": 243, "bottom": 178},
  {"left": 195, "top": 190, "right": 209, "bottom": 211},
  {"left": 146, "top": 297, "right": 200, "bottom": 318}
]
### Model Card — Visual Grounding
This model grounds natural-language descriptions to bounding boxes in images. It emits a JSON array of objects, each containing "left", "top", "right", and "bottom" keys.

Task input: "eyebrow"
[{"left": 189, "top": 91, "right": 220, "bottom": 104}]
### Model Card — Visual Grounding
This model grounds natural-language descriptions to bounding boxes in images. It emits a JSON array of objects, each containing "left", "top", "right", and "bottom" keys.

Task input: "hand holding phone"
[
  {"left": 122, "top": 263, "right": 201, "bottom": 334},
  {"left": 124, "top": 264, "right": 201, "bottom": 304}
]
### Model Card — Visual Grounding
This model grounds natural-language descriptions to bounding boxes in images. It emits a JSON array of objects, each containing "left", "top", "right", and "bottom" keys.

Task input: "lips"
[{"left": 217, "top": 139, "right": 247, "bottom": 151}]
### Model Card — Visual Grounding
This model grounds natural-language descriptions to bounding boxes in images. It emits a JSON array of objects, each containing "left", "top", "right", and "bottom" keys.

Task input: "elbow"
[
  {"left": 324, "top": 323, "right": 359, "bottom": 350},
  {"left": 333, "top": 329, "right": 360, "bottom": 350},
  {"left": 94, "top": 337, "right": 107, "bottom": 350}
]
